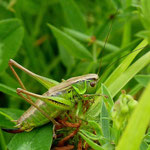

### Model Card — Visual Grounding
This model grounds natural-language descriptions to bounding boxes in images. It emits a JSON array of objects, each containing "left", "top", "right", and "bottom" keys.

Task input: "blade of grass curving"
[
  {"left": 121, "top": 21, "right": 131, "bottom": 48},
  {"left": 101, "top": 101, "right": 110, "bottom": 143},
  {"left": 89, "top": 51, "right": 150, "bottom": 117},
  {"left": 104, "top": 39, "right": 148, "bottom": 88},
  {"left": 58, "top": 42, "right": 75, "bottom": 69},
  {"left": 116, "top": 82, "right": 150, "bottom": 150},
  {"left": 0, "top": 84, "right": 19, "bottom": 98},
  {"left": 101, "top": 39, "right": 141, "bottom": 63},
  {"left": 134, "top": 75, "right": 150, "bottom": 87},
  {"left": 0, "top": 72, "right": 19, "bottom": 88},
  {"left": 79, "top": 129, "right": 100, "bottom": 141},
  {"left": 63, "top": 27, "right": 119, "bottom": 52},
  {"left": 108, "top": 51, "right": 150, "bottom": 97},
  {"left": 129, "top": 84, "right": 143, "bottom": 95},
  {"left": 60, "top": 0, "right": 87, "bottom": 32},
  {"left": 48, "top": 24, "right": 93, "bottom": 61},
  {"left": 79, "top": 132, "right": 104, "bottom": 150},
  {"left": 101, "top": 84, "right": 114, "bottom": 109}
]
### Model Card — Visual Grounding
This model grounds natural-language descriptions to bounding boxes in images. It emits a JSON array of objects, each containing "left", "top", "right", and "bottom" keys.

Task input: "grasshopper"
[{"left": 3, "top": 59, "right": 100, "bottom": 133}]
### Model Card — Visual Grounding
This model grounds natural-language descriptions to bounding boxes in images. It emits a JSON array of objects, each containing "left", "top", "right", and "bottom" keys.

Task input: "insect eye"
[{"left": 90, "top": 81, "right": 96, "bottom": 87}]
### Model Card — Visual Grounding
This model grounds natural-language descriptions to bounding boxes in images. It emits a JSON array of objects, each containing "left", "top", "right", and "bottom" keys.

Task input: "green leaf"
[
  {"left": 0, "top": 129, "right": 6, "bottom": 150},
  {"left": 64, "top": 27, "right": 120, "bottom": 52},
  {"left": 0, "top": 72, "right": 19, "bottom": 88},
  {"left": 79, "top": 132, "right": 104, "bottom": 150},
  {"left": 140, "top": 141, "right": 148, "bottom": 150},
  {"left": 147, "top": 145, "right": 150, "bottom": 150},
  {"left": 101, "top": 101, "right": 110, "bottom": 142},
  {"left": 80, "top": 129, "right": 100, "bottom": 140},
  {"left": 0, "top": 108, "right": 24, "bottom": 128},
  {"left": 8, "top": 124, "right": 53, "bottom": 150},
  {"left": 136, "top": 30, "right": 150, "bottom": 39},
  {"left": 101, "top": 84, "right": 114, "bottom": 111},
  {"left": 58, "top": 42, "right": 75, "bottom": 69},
  {"left": 104, "top": 39, "right": 148, "bottom": 88},
  {"left": 48, "top": 24, "right": 93, "bottom": 61},
  {"left": 0, "top": 19, "right": 24, "bottom": 73},
  {"left": 135, "top": 75, "right": 150, "bottom": 87},
  {"left": 116, "top": 82, "right": 150, "bottom": 150},
  {"left": 90, "top": 50, "right": 150, "bottom": 118},
  {"left": 108, "top": 51, "right": 150, "bottom": 98},
  {"left": 80, "top": 120, "right": 102, "bottom": 141},
  {"left": 0, "top": 83, "right": 19, "bottom": 98},
  {"left": 60, "top": 0, "right": 87, "bottom": 32},
  {"left": 141, "top": 0, "right": 150, "bottom": 30}
]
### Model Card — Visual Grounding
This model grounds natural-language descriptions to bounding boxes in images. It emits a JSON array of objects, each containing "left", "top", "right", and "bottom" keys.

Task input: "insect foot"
[
  {"left": 8, "top": 59, "right": 14, "bottom": 65},
  {"left": 16, "top": 88, "right": 22, "bottom": 93}
]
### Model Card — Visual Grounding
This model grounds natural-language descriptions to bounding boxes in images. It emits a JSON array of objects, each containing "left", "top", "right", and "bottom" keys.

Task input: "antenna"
[
  {"left": 98, "top": 45, "right": 148, "bottom": 82},
  {"left": 97, "top": 9, "right": 119, "bottom": 75}
]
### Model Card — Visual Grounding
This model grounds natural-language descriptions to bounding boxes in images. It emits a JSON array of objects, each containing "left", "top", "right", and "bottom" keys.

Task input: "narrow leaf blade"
[
  {"left": 60, "top": 0, "right": 87, "bottom": 32},
  {"left": 48, "top": 24, "right": 93, "bottom": 61},
  {"left": 116, "top": 82, "right": 150, "bottom": 150}
]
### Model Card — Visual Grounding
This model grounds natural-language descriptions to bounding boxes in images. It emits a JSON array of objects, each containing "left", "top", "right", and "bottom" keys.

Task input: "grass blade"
[
  {"left": 0, "top": 84, "right": 19, "bottom": 98},
  {"left": 116, "top": 82, "right": 150, "bottom": 150},
  {"left": 48, "top": 24, "right": 93, "bottom": 61},
  {"left": 108, "top": 51, "right": 150, "bottom": 97},
  {"left": 101, "top": 101, "right": 110, "bottom": 142},
  {"left": 134, "top": 75, "right": 150, "bottom": 87},
  {"left": 104, "top": 39, "right": 148, "bottom": 88},
  {"left": 60, "top": 0, "right": 87, "bottom": 32},
  {"left": 79, "top": 132, "right": 104, "bottom": 150},
  {"left": 64, "top": 27, "right": 120, "bottom": 52}
]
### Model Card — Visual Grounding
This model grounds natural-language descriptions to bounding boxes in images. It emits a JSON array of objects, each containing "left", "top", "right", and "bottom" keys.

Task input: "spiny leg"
[
  {"left": 16, "top": 88, "right": 74, "bottom": 124},
  {"left": 16, "top": 88, "right": 73, "bottom": 110},
  {"left": 9, "top": 59, "right": 58, "bottom": 124},
  {"left": 9, "top": 59, "right": 58, "bottom": 89},
  {"left": 9, "top": 59, "right": 46, "bottom": 118},
  {"left": 9, "top": 60, "right": 51, "bottom": 122},
  {"left": 9, "top": 59, "right": 30, "bottom": 99}
]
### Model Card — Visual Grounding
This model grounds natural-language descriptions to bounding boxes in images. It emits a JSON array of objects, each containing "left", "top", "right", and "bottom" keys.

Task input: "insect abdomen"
[{"left": 16, "top": 100, "right": 62, "bottom": 131}]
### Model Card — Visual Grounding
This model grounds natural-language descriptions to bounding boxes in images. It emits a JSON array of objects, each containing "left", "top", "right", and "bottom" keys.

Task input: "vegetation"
[{"left": 0, "top": 0, "right": 150, "bottom": 149}]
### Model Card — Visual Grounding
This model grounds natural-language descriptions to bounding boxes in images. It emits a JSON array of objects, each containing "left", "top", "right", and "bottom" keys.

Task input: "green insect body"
[
  {"left": 5, "top": 60, "right": 99, "bottom": 133},
  {"left": 16, "top": 75, "right": 98, "bottom": 132}
]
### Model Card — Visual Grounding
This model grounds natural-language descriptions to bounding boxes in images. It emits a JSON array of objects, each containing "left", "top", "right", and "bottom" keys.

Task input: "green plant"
[{"left": 0, "top": 0, "right": 150, "bottom": 149}]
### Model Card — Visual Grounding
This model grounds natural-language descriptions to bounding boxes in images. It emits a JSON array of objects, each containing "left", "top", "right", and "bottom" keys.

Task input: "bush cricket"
[{"left": 3, "top": 59, "right": 101, "bottom": 133}]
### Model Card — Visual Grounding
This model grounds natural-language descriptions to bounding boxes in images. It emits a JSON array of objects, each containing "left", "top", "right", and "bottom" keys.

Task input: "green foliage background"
[{"left": 0, "top": 0, "right": 150, "bottom": 150}]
